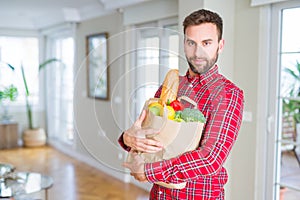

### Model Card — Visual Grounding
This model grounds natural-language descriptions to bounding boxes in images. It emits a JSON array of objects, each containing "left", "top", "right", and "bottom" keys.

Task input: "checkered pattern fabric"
[{"left": 144, "top": 65, "right": 244, "bottom": 200}]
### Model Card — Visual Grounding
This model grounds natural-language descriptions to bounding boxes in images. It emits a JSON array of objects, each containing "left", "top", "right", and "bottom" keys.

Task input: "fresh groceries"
[
  {"left": 148, "top": 102, "right": 164, "bottom": 116},
  {"left": 146, "top": 69, "right": 206, "bottom": 123},
  {"left": 180, "top": 108, "right": 206, "bottom": 123},
  {"left": 148, "top": 99, "right": 206, "bottom": 123},
  {"left": 133, "top": 69, "right": 206, "bottom": 190},
  {"left": 159, "top": 69, "right": 179, "bottom": 105},
  {"left": 169, "top": 99, "right": 184, "bottom": 111},
  {"left": 161, "top": 105, "right": 176, "bottom": 120}
]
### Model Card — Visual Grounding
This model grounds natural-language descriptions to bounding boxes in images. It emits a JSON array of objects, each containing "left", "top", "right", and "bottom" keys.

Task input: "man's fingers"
[
  {"left": 142, "top": 128, "right": 160, "bottom": 136},
  {"left": 135, "top": 110, "right": 146, "bottom": 126},
  {"left": 134, "top": 145, "right": 162, "bottom": 153},
  {"left": 143, "top": 136, "right": 163, "bottom": 147},
  {"left": 122, "top": 162, "right": 130, "bottom": 169},
  {"left": 132, "top": 138, "right": 163, "bottom": 153},
  {"left": 129, "top": 172, "right": 147, "bottom": 182}
]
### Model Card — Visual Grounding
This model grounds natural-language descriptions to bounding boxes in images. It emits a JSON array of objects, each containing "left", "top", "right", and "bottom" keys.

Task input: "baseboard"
[
  {"left": 48, "top": 140, "right": 151, "bottom": 191},
  {"left": 48, "top": 140, "right": 126, "bottom": 182}
]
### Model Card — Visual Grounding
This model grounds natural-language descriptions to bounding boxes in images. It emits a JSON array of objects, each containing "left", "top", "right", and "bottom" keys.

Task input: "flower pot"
[{"left": 23, "top": 128, "right": 46, "bottom": 147}]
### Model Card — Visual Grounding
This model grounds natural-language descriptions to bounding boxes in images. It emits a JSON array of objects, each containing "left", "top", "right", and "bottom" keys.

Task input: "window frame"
[
  {"left": 0, "top": 31, "right": 44, "bottom": 113},
  {"left": 42, "top": 23, "right": 75, "bottom": 145},
  {"left": 256, "top": 1, "right": 300, "bottom": 200},
  {"left": 130, "top": 17, "right": 179, "bottom": 120}
]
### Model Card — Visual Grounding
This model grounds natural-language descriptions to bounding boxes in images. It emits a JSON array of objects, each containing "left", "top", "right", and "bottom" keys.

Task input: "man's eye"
[
  {"left": 187, "top": 40, "right": 195, "bottom": 46},
  {"left": 203, "top": 41, "right": 211, "bottom": 46}
]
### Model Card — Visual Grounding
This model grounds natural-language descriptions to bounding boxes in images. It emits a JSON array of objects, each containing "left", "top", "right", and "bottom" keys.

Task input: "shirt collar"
[{"left": 185, "top": 64, "right": 219, "bottom": 84}]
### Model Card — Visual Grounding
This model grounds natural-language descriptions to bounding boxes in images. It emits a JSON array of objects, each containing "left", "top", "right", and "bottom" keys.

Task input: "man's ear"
[{"left": 218, "top": 39, "right": 225, "bottom": 53}]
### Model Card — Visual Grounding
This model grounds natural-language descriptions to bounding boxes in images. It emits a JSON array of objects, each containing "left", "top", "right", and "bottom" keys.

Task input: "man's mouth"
[{"left": 193, "top": 58, "right": 206, "bottom": 65}]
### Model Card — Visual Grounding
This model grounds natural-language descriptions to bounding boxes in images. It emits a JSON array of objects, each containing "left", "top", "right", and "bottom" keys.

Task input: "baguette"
[{"left": 159, "top": 69, "right": 179, "bottom": 105}]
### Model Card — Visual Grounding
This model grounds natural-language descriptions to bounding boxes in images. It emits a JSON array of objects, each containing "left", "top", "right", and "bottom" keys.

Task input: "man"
[{"left": 119, "top": 9, "right": 244, "bottom": 199}]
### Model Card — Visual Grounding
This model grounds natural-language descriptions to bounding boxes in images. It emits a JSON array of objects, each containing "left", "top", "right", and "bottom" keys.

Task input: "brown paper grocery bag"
[{"left": 127, "top": 97, "right": 204, "bottom": 189}]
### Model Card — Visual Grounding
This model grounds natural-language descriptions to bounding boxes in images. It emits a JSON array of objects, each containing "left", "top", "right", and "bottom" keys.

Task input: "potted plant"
[
  {"left": 0, "top": 84, "right": 18, "bottom": 122},
  {"left": 283, "top": 61, "right": 300, "bottom": 132},
  {"left": 21, "top": 58, "right": 63, "bottom": 147},
  {"left": 284, "top": 61, "right": 300, "bottom": 96},
  {"left": 0, "top": 62, "right": 17, "bottom": 122},
  {"left": 282, "top": 61, "right": 300, "bottom": 166}
]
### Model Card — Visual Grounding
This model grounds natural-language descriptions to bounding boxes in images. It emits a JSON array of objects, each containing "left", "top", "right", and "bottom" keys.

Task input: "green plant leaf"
[
  {"left": 0, "top": 62, "right": 15, "bottom": 71},
  {"left": 6, "top": 63, "right": 15, "bottom": 70},
  {"left": 296, "top": 60, "right": 300, "bottom": 75},
  {"left": 21, "top": 65, "right": 30, "bottom": 97},
  {"left": 38, "top": 58, "right": 63, "bottom": 71},
  {"left": 24, "top": 58, "right": 64, "bottom": 129},
  {"left": 284, "top": 68, "right": 299, "bottom": 80}
]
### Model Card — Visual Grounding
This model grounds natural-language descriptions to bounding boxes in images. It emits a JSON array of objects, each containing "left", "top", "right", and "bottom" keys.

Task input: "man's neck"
[
  {"left": 188, "top": 65, "right": 217, "bottom": 77},
  {"left": 188, "top": 68, "right": 198, "bottom": 77}
]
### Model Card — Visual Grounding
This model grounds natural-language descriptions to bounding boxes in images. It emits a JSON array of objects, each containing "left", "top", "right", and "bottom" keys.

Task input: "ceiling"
[{"left": 0, "top": 0, "right": 149, "bottom": 30}]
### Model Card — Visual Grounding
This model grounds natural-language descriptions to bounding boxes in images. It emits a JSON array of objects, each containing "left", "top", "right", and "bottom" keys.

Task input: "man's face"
[{"left": 184, "top": 23, "right": 224, "bottom": 75}]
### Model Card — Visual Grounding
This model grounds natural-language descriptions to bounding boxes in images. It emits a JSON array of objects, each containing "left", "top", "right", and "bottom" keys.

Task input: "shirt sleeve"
[
  {"left": 144, "top": 88, "right": 244, "bottom": 184},
  {"left": 118, "top": 132, "right": 131, "bottom": 152}
]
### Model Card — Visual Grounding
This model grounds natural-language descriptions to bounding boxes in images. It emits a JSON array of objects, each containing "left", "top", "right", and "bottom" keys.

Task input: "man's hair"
[{"left": 183, "top": 9, "right": 223, "bottom": 41}]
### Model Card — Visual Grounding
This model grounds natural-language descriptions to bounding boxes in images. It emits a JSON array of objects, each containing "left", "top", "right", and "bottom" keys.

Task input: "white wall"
[
  {"left": 73, "top": 11, "right": 129, "bottom": 181},
  {"left": 231, "top": 1, "right": 260, "bottom": 200}
]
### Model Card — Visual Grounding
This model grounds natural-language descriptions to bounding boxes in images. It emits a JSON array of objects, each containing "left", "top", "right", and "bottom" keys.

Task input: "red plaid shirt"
[{"left": 119, "top": 65, "right": 244, "bottom": 200}]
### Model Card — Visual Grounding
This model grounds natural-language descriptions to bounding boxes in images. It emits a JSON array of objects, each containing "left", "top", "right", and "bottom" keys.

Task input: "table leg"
[{"left": 45, "top": 189, "right": 48, "bottom": 200}]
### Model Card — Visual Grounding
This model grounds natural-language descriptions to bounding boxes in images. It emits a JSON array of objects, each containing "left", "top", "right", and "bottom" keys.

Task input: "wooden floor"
[{"left": 0, "top": 146, "right": 149, "bottom": 200}]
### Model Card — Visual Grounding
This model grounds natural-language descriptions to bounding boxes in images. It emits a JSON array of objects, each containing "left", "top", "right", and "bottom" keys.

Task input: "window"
[
  {"left": 278, "top": 6, "right": 300, "bottom": 198},
  {"left": 0, "top": 36, "right": 39, "bottom": 106},
  {"left": 269, "top": 2, "right": 300, "bottom": 199},
  {"left": 131, "top": 18, "right": 179, "bottom": 119},
  {"left": 45, "top": 25, "right": 75, "bottom": 145}
]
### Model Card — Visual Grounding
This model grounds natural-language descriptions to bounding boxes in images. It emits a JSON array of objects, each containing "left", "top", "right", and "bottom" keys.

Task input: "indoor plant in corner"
[{"left": 21, "top": 58, "right": 63, "bottom": 147}]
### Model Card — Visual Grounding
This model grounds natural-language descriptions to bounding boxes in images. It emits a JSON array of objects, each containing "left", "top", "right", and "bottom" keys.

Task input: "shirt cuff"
[
  {"left": 118, "top": 132, "right": 131, "bottom": 152},
  {"left": 144, "top": 159, "right": 173, "bottom": 183}
]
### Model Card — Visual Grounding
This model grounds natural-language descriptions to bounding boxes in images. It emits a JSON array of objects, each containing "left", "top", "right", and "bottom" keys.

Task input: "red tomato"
[{"left": 170, "top": 99, "right": 184, "bottom": 111}]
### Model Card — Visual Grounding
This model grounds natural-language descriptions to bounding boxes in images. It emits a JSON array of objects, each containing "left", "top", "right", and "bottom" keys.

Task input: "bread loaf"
[{"left": 159, "top": 69, "right": 179, "bottom": 105}]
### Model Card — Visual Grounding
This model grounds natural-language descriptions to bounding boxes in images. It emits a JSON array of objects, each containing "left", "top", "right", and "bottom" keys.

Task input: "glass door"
[{"left": 272, "top": 2, "right": 300, "bottom": 199}]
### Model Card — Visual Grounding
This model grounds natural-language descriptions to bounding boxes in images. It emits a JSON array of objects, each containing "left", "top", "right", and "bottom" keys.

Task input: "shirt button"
[
  {"left": 159, "top": 191, "right": 163, "bottom": 195},
  {"left": 189, "top": 84, "right": 193, "bottom": 88}
]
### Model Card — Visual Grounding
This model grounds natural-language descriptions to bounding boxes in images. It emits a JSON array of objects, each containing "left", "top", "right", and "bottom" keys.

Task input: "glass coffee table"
[
  {"left": 0, "top": 171, "right": 53, "bottom": 200},
  {"left": 0, "top": 163, "right": 15, "bottom": 177}
]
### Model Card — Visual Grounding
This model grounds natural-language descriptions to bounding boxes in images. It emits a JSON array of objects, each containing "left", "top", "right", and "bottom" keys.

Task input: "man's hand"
[
  {"left": 124, "top": 110, "right": 163, "bottom": 153},
  {"left": 123, "top": 152, "right": 147, "bottom": 182}
]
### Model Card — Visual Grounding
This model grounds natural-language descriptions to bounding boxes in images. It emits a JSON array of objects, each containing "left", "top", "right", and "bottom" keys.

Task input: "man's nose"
[{"left": 195, "top": 45, "right": 205, "bottom": 57}]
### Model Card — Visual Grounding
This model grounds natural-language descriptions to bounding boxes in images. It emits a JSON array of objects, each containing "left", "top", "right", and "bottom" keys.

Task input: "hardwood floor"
[
  {"left": 2, "top": 146, "right": 300, "bottom": 200},
  {"left": 0, "top": 146, "right": 149, "bottom": 200}
]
